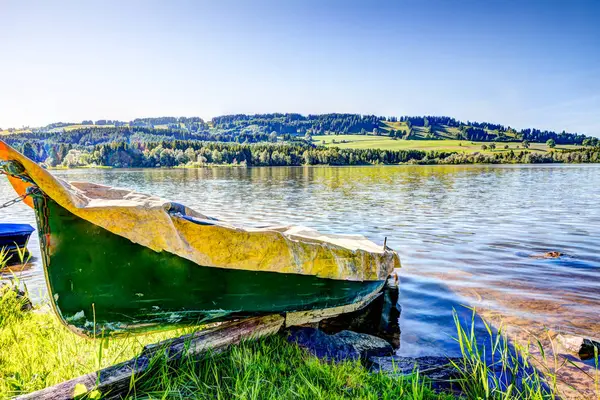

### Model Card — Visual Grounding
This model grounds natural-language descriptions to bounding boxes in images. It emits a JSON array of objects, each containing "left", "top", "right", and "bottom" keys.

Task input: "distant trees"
[
  {"left": 4, "top": 114, "right": 598, "bottom": 169},
  {"left": 3, "top": 126, "right": 274, "bottom": 159},
  {"left": 46, "top": 141, "right": 600, "bottom": 167},
  {"left": 5, "top": 113, "right": 595, "bottom": 146},
  {"left": 441, "top": 147, "right": 600, "bottom": 164},
  {"left": 22, "top": 142, "right": 36, "bottom": 160},
  {"left": 520, "top": 128, "right": 586, "bottom": 145},
  {"left": 389, "top": 130, "right": 401, "bottom": 140},
  {"left": 32, "top": 140, "right": 461, "bottom": 167},
  {"left": 211, "top": 114, "right": 380, "bottom": 136},
  {"left": 460, "top": 126, "right": 492, "bottom": 142},
  {"left": 7, "top": 131, "right": 600, "bottom": 168},
  {"left": 130, "top": 117, "right": 208, "bottom": 131},
  {"left": 62, "top": 149, "right": 90, "bottom": 167}
]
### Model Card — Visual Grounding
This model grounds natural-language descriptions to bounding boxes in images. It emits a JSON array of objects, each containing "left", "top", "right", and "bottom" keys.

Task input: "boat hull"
[
  {"left": 0, "top": 223, "right": 34, "bottom": 265},
  {"left": 33, "top": 194, "right": 385, "bottom": 336}
]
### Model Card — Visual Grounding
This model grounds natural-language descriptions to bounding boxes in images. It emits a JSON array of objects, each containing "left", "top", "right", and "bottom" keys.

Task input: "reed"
[{"left": 450, "top": 309, "right": 600, "bottom": 400}]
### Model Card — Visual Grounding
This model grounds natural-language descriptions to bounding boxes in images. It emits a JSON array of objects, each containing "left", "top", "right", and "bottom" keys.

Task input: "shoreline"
[
  {"left": 46, "top": 160, "right": 600, "bottom": 171},
  {"left": 1, "top": 282, "right": 597, "bottom": 399}
]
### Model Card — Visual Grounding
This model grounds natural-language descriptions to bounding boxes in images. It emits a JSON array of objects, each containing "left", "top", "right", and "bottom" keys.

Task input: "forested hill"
[
  {"left": 3, "top": 113, "right": 597, "bottom": 146},
  {"left": 1, "top": 113, "right": 598, "bottom": 167},
  {"left": 210, "top": 114, "right": 597, "bottom": 145}
]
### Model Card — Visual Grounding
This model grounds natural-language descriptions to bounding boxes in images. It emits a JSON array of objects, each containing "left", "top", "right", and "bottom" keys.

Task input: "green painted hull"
[{"left": 32, "top": 194, "right": 384, "bottom": 336}]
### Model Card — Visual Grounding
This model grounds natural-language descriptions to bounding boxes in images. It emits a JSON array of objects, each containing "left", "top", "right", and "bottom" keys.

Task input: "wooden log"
[{"left": 16, "top": 314, "right": 284, "bottom": 400}]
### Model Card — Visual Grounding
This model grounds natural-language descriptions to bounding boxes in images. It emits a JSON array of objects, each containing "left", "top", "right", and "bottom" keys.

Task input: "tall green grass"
[
  {"left": 2, "top": 246, "right": 597, "bottom": 399},
  {"left": 0, "top": 282, "right": 452, "bottom": 399},
  {"left": 450, "top": 309, "right": 600, "bottom": 400},
  {"left": 126, "top": 335, "right": 455, "bottom": 400},
  {"left": 0, "top": 282, "right": 189, "bottom": 397}
]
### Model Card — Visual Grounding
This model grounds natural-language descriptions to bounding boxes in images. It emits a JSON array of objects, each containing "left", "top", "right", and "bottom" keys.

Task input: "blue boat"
[{"left": 0, "top": 224, "right": 35, "bottom": 265}]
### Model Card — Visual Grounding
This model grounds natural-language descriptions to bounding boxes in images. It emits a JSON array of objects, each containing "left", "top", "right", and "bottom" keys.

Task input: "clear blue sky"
[{"left": 1, "top": 0, "right": 599, "bottom": 135}]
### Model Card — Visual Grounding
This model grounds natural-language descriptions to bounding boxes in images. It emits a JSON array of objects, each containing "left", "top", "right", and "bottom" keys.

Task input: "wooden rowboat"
[{"left": 0, "top": 141, "right": 400, "bottom": 337}]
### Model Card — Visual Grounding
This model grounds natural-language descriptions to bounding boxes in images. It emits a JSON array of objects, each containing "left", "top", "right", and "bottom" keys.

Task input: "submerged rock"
[
  {"left": 319, "top": 277, "right": 401, "bottom": 348},
  {"left": 368, "top": 355, "right": 459, "bottom": 378},
  {"left": 530, "top": 251, "right": 563, "bottom": 259},
  {"left": 368, "top": 355, "right": 461, "bottom": 393},
  {"left": 557, "top": 334, "right": 600, "bottom": 360},
  {"left": 286, "top": 327, "right": 394, "bottom": 362}
]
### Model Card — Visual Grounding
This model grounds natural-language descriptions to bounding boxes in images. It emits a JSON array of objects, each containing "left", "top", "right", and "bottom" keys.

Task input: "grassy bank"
[
  {"left": 0, "top": 284, "right": 454, "bottom": 399},
  {"left": 313, "top": 135, "right": 582, "bottom": 154},
  {"left": 2, "top": 281, "right": 594, "bottom": 399}
]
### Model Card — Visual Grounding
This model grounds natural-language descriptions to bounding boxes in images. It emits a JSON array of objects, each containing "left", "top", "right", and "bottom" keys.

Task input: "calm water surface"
[{"left": 1, "top": 164, "right": 599, "bottom": 359}]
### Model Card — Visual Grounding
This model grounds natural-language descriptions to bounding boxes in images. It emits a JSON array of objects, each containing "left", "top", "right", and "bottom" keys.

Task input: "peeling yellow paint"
[{"left": 0, "top": 141, "right": 400, "bottom": 281}]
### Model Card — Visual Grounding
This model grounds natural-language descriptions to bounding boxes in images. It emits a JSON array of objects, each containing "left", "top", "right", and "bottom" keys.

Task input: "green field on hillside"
[
  {"left": 59, "top": 124, "right": 116, "bottom": 131},
  {"left": 313, "top": 135, "right": 581, "bottom": 154},
  {"left": 0, "top": 128, "right": 32, "bottom": 135},
  {"left": 0, "top": 123, "right": 188, "bottom": 134},
  {"left": 379, "top": 121, "right": 520, "bottom": 141},
  {"left": 0, "top": 125, "right": 115, "bottom": 135}
]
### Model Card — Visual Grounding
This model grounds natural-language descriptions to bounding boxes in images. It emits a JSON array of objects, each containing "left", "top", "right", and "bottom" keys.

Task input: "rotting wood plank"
[{"left": 15, "top": 314, "right": 284, "bottom": 400}]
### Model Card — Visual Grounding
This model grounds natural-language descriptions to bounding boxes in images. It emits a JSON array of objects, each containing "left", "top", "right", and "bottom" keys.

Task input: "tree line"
[
  {"left": 12, "top": 140, "right": 600, "bottom": 168},
  {"left": 210, "top": 113, "right": 595, "bottom": 145},
  {"left": 211, "top": 113, "right": 381, "bottom": 136},
  {"left": 48, "top": 141, "right": 452, "bottom": 168},
  {"left": 13, "top": 113, "right": 597, "bottom": 146},
  {"left": 2, "top": 126, "right": 273, "bottom": 163}
]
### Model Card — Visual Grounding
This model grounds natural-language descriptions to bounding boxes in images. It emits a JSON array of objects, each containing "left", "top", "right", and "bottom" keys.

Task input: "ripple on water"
[{"left": 1, "top": 165, "right": 599, "bottom": 371}]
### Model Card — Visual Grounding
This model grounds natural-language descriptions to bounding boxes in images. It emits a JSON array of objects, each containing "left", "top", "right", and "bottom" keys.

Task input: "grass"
[
  {"left": 3, "top": 286, "right": 598, "bottom": 400},
  {"left": 313, "top": 134, "right": 582, "bottom": 155},
  {"left": 451, "top": 309, "right": 600, "bottom": 400},
  {"left": 1, "top": 247, "right": 597, "bottom": 399},
  {"left": 451, "top": 311, "right": 551, "bottom": 399},
  {"left": 0, "top": 283, "right": 193, "bottom": 397},
  {"left": 127, "top": 335, "right": 456, "bottom": 400},
  {"left": 0, "top": 124, "right": 119, "bottom": 135},
  {"left": 0, "top": 286, "right": 454, "bottom": 400},
  {"left": 58, "top": 124, "right": 116, "bottom": 132},
  {"left": 380, "top": 122, "right": 524, "bottom": 141},
  {"left": 0, "top": 123, "right": 179, "bottom": 134},
  {"left": 0, "top": 129, "right": 32, "bottom": 135}
]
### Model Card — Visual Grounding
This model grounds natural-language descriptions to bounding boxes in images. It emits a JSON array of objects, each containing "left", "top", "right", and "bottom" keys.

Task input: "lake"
[{"left": 1, "top": 165, "right": 599, "bottom": 375}]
